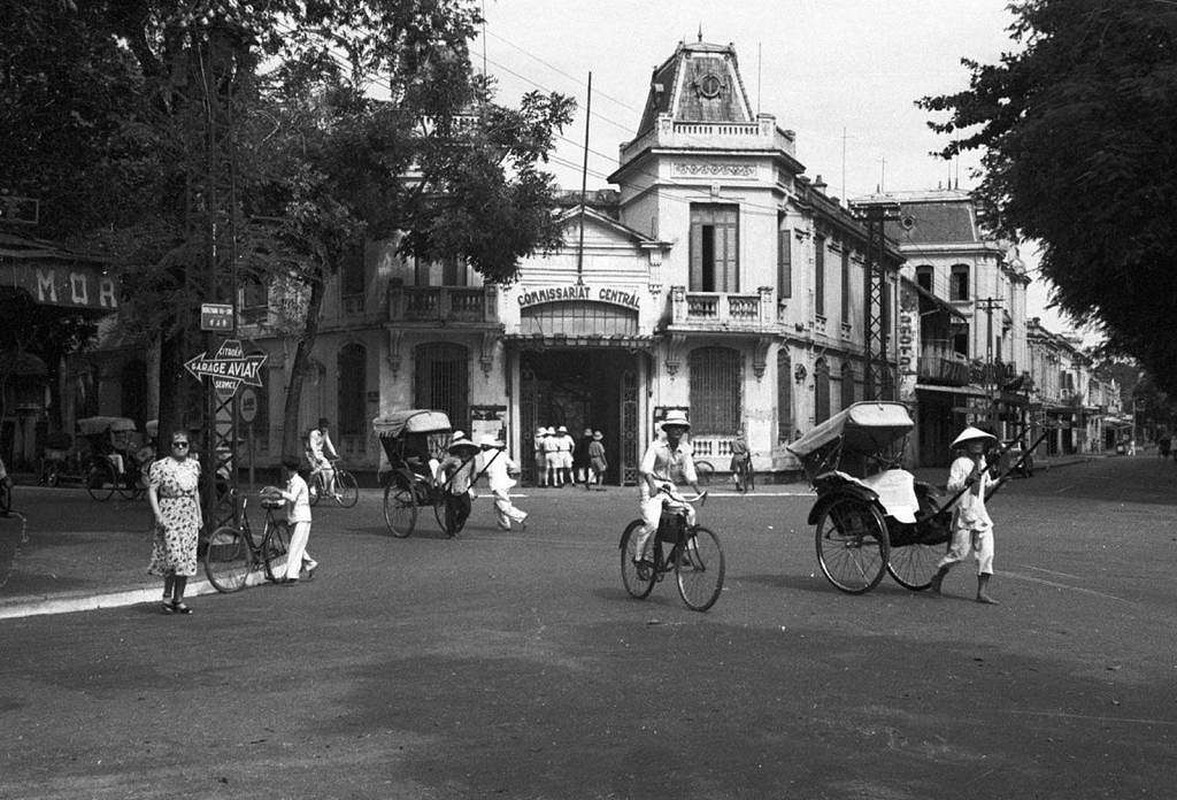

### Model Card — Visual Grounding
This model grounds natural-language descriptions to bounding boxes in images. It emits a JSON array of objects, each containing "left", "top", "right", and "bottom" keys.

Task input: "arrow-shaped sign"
[{"left": 185, "top": 339, "right": 268, "bottom": 389}]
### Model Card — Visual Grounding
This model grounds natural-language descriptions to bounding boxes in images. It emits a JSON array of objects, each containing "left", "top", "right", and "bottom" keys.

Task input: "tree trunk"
[{"left": 280, "top": 271, "right": 327, "bottom": 457}]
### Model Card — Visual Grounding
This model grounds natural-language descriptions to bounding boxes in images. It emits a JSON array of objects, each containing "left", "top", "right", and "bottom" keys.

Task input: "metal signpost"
[{"left": 185, "top": 337, "right": 267, "bottom": 530}]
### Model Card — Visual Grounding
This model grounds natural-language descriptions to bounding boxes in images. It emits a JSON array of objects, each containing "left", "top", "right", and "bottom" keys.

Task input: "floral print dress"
[{"left": 148, "top": 457, "right": 202, "bottom": 577}]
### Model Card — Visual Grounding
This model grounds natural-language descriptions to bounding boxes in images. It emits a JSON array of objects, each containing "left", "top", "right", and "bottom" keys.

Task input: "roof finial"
[{"left": 697, "top": 24, "right": 703, "bottom": 43}]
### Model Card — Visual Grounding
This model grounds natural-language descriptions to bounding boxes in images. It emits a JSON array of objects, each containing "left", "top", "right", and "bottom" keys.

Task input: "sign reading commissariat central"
[
  {"left": 517, "top": 284, "right": 640, "bottom": 311},
  {"left": 185, "top": 338, "right": 267, "bottom": 400}
]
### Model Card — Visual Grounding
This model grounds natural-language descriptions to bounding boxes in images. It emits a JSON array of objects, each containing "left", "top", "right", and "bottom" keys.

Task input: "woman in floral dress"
[{"left": 148, "top": 431, "right": 202, "bottom": 614}]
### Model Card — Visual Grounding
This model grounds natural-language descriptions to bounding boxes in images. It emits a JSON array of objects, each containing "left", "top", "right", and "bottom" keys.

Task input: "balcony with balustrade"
[
  {"left": 620, "top": 114, "right": 798, "bottom": 164},
  {"left": 388, "top": 283, "right": 500, "bottom": 327},
  {"left": 664, "top": 285, "right": 778, "bottom": 335},
  {"left": 917, "top": 340, "right": 971, "bottom": 386}
]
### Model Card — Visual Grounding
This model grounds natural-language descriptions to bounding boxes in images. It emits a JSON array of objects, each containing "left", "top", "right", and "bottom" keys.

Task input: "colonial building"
[
  {"left": 854, "top": 189, "right": 1031, "bottom": 465},
  {"left": 232, "top": 37, "right": 905, "bottom": 483},
  {"left": 1026, "top": 319, "right": 1118, "bottom": 456}
]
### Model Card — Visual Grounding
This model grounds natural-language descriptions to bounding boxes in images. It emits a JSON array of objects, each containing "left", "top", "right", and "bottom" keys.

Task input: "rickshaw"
[
  {"left": 375, "top": 409, "right": 469, "bottom": 537},
  {"left": 44, "top": 416, "right": 146, "bottom": 501},
  {"left": 787, "top": 401, "right": 951, "bottom": 594}
]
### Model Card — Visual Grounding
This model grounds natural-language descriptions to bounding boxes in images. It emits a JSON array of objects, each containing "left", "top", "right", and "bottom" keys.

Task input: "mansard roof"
[{"left": 636, "top": 39, "right": 754, "bottom": 134}]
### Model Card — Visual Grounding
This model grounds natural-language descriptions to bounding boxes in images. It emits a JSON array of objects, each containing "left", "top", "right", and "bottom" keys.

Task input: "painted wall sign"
[
  {"left": 518, "top": 284, "right": 640, "bottom": 311},
  {"left": 0, "top": 262, "right": 118, "bottom": 310}
]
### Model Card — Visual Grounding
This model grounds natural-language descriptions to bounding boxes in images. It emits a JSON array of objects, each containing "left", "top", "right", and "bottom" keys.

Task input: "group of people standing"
[{"left": 533, "top": 426, "right": 607, "bottom": 488}]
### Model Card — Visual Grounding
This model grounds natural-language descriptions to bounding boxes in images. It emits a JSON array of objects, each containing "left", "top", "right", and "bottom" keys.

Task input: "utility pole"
[
  {"left": 977, "top": 297, "right": 1004, "bottom": 434},
  {"left": 856, "top": 201, "right": 900, "bottom": 401}
]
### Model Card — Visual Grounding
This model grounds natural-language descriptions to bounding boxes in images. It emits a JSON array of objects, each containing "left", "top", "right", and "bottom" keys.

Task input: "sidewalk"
[{"left": 0, "top": 453, "right": 1103, "bottom": 620}]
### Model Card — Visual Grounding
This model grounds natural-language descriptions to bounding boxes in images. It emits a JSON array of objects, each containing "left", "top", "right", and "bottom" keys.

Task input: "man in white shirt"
[
  {"left": 632, "top": 410, "right": 701, "bottom": 572},
  {"left": 306, "top": 417, "right": 339, "bottom": 498}
]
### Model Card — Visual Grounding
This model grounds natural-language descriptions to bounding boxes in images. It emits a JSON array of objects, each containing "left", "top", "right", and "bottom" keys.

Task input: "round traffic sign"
[{"left": 239, "top": 387, "right": 258, "bottom": 423}]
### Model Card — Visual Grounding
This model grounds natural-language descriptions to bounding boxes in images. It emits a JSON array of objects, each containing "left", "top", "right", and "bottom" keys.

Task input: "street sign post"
[{"left": 200, "top": 303, "right": 234, "bottom": 332}]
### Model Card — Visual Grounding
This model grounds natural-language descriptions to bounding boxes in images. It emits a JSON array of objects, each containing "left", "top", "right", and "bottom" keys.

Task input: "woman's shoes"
[{"left": 163, "top": 600, "right": 192, "bottom": 614}]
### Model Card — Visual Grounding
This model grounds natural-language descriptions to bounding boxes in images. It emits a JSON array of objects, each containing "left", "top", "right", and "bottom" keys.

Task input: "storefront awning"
[
  {"left": 915, "top": 383, "right": 990, "bottom": 399},
  {"left": 0, "top": 232, "right": 119, "bottom": 312},
  {"left": 503, "top": 333, "right": 658, "bottom": 350}
]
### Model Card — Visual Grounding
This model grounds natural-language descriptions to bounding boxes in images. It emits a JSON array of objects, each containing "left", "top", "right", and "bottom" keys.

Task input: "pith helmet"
[
  {"left": 951, "top": 426, "right": 996, "bottom": 449},
  {"left": 662, "top": 410, "right": 691, "bottom": 430}
]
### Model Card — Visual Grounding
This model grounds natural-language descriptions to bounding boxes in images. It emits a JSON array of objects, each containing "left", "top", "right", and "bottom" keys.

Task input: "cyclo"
[
  {"left": 50, "top": 416, "right": 147, "bottom": 501},
  {"left": 375, "top": 409, "right": 472, "bottom": 537},
  {"left": 787, "top": 401, "right": 951, "bottom": 595}
]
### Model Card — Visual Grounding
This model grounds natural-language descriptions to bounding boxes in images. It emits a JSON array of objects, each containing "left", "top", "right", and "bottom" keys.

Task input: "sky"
[{"left": 476, "top": 0, "right": 1090, "bottom": 340}]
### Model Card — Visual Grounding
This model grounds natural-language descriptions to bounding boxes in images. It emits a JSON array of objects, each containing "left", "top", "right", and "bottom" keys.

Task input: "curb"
[{"left": 0, "top": 560, "right": 279, "bottom": 620}]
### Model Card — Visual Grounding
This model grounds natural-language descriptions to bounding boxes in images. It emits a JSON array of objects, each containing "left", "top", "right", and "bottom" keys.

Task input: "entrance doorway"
[{"left": 519, "top": 349, "right": 640, "bottom": 486}]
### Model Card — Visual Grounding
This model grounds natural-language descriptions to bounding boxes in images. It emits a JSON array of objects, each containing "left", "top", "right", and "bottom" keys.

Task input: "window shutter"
[
  {"left": 689, "top": 219, "right": 704, "bottom": 291},
  {"left": 814, "top": 237, "right": 826, "bottom": 316},
  {"left": 778, "top": 228, "right": 792, "bottom": 299}
]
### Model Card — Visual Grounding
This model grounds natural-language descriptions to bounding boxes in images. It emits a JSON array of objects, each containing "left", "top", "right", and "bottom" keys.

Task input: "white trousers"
[
  {"left": 285, "top": 521, "right": 314, "bottom": 580},
  {"left": 492, "top": 488, "right": 528, "bottom": 529},
  {"left": 937, "top": 523, "right": 994, "bottom": 575},
  {"left": 633, "top": 494, "right": 695, "bottom": 562}
]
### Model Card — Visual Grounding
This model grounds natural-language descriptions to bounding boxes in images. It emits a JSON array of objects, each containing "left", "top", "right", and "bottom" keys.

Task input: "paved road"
[{"left": 2, "top": 458, "right": 1176, "bottom": 799}]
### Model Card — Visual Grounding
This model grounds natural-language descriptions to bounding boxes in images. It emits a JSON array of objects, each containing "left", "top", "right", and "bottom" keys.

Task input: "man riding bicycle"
[
  {"left": 633, "top": 409, "right": 702, "bottom": 576},
  {"left": 306, "top": 417, "right": 339, "bottom": 499}
]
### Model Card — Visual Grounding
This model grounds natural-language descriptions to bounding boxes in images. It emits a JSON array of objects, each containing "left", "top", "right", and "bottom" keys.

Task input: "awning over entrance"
[
  {"left": 504, "top": 332, "right": 658, "bottom": 350},
  {"left": 915, "top": 383, "right": 990, "bottom": 399}
]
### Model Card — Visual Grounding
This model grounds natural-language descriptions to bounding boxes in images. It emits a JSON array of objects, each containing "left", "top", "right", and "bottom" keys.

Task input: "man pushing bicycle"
[{"left": 633, "top": 409, "right": 702, "bottom": 577}]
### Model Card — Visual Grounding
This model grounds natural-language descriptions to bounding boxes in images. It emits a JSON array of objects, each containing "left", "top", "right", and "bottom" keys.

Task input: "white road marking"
[
  {"left": 1000, "top": 570, "right": 1135, "bottom": 604},
  {"left": 1004, "top": 710, "right": 1177, "bottom": 726}
]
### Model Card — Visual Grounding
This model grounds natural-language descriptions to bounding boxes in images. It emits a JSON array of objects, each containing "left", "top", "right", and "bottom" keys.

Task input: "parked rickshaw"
[
  {"left": 787, "top": 401, "right": 951, "bottom": 594},
  {"left": 42, "top": 416, "right": 146, "bottom": 501},
  {"left": 375, "top": 409, "right": 462, "bottom": 537}
]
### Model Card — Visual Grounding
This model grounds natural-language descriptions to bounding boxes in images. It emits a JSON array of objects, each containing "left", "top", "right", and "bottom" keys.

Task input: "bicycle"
[
  {"left": 203, "top": 491, "right": 293, "bottom": 592},
  {"left": 693, "top": 459, "right": 714, "bottom": 486},
  {"left": 619, "top": 487, "right": 725, "bottom": 612},
  {"left": 733, "top": 454, "right": 755, "bottom": 493},
  {"left": 85, "top": 453, "right": 145, "bottom": 501},
  {"left": 308, "top": 458, "right": 359, "bottom": 508}
]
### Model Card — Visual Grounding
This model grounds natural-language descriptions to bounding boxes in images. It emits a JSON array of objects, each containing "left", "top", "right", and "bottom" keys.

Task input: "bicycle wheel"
[
  {"left": 204, "top": 526, "right": 251, "bottom": 593},
  {"left": 308, "top": 475, "right": 321, "bottom": 507},
  {"left": 815, "top": 497, "right": 890, "bottom": 594},
  {"left": 694, "top": 460, "right": 714, "bottom": 486},
  {"left": 334, "top": 469, "right": 359, "bottom": 507},
  {"left": 744, "top": 464, "right": 755, "bottom": 492},
  {"left": 86, "top": 459, "right": 116, "bottom": 501},
  {"left": 262, "top": 517, "right": 292, "bottom": 581},
  {"left": 383, "top": 484, "right": 417, "bottom": 537},
  {"left": 620, "top": 519, "right": 656, "bottom": 599},
  {"left": 676, "top": 526, "right": 725, "bottom": 611}
]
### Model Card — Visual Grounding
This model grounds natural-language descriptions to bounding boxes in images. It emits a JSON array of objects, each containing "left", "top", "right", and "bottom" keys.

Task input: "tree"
[{"left": 918, "top": 0, "right": 1177, "bottom": 394}]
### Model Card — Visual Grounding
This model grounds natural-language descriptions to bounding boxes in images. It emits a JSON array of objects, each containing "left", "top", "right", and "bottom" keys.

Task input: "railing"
[
  {"left": 918, "top": 341, "right": 971, "bottom": 385},
  {"left": 669, "top": 286, "right": 776, "bottom": 331},
  {"left": 388, "top": 285, "right": 498, "bottom": 324},
  {"left": 621, "top": 114, "right": 796, "bottom": 161}
]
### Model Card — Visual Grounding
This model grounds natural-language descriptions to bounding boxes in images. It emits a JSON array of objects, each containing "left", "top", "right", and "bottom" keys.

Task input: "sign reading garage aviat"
[{"left": 517, "top": 284, "right": 640, "bottom": 311}]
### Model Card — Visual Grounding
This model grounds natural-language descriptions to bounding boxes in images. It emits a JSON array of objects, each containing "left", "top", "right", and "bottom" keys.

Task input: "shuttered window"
[
  {"left": 778, "top": 224, "right": 791, "bottom": 299},
  {"left": 814, "top": 358, "right": 830, "bottom": 424},
  {"left": 814, "top": 236, "right": 826, "bottom": 316},
  {"left": 840, "top": 248, "right": 851, "bottom": 323},
  {"left": 690, "top": 205, "right": 739, "bottom": 293},
  {"left": 777, "top": 348, "right": 793, "bottom": 442},
  {"left": 414, "top": 343, "right": 469, "bottom": 431},
  {"left": 689, "top": 346, "right": 741, "bottom": 435},
  {"left": 337, "top": 343, "right": 367, "bottom": 436}
]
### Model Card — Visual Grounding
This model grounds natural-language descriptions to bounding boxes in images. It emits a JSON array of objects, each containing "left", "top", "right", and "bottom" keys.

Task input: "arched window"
[
  {"left": 776, "top": 347, "right": 793, "bottom": 442},
  {"left": 950, "top": 264, "right": 970, "bottom": 301},
  {"left": 337, "top": 343, "right": 367, "bottom": 436},
  {"left": 841, "top": 363, "right": 855, "bottom": 410},
  {"left": 415, "top": 342, "right": 469, "bottom": 431},
  {"left": 814, "top": 358, "right": 830, "bottom": 424},
  {"left": 915, "top": 265, "right": 934, "bottom": 292},
  {"left": 689, "top": 346, "right": 741, "bottom": 435}
]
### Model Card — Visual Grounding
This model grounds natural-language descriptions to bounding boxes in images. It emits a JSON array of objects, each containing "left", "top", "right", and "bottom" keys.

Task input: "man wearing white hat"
[
  {"left": 631, "top": 409, "right": 702, "bottom": 574},
  {"left": 555, "top": 425, "right": 575, "bottom": 487},
  {"left": 478, "top": 434, "right": 528, "bottom": 531},
  {"left": 931, "top": 426, "right": 1000, "bottom": 604},
  {"left": 542, "top": 426, "right": 562, "bottom": 487},
  {"left": 533, "top": 427, "right": 549, "bottom": 487},
  {"left": 437, "top": 433, "right": 481, "bottom": 536}
]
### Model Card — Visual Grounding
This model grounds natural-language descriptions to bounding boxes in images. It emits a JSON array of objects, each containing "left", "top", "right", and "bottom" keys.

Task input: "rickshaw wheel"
[
  {"left": 620, "top": 519, "right": 656, "bottom": 599},
  {"left": 815, "top": 496, "right": 890, "bottom": 594},
  {"left": 383, "top": 483, "right": 417, "bottom": 537},
  {"left": 887, "top": 539, "right": 942, "bottom": 591},
  {"left": 432, "top": 494, "right": 447, "bottom": 532},
  {"left": 86, "top": 459, "right": 116, "bottom": 502}
]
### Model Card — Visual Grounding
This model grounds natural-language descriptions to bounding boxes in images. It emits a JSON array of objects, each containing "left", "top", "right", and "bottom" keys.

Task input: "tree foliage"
[{"left": 919, "top": 0, "right": 1177, "bottom": 394}]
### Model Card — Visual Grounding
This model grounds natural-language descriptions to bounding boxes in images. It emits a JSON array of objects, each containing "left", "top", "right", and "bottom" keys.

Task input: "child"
[
  {"left": 478, "top": 434, "right": 528, "bottom": 531},
  {"left": 588, "top": 430, "right": 608, "bottom": 489},
  {"left": 930, "top": 426, "right": 999, "bottom": 604},
  {"left": 265, "top": 454, "right": 317, "bottom": 584}
]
